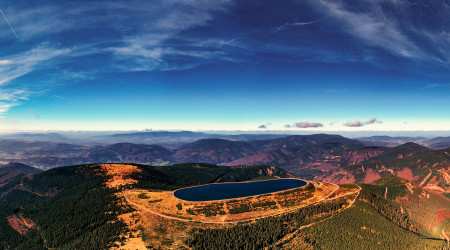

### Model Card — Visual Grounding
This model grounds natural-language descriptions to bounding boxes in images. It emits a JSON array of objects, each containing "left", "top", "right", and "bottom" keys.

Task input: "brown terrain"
[
  {"left": 125, "top": 181, "right": 339, "bottom": 224},
  {"left": 7, "top": 214, "right": 35, "bottom": 235},
  {"left": 92, "top": 163, "right": 363, "bottom": 248},
  {"left": 124, "top": 183, "right": 360, "bottom": 249},
  {"left": 96, "top": 163, "right": 142, "bottom": 188}
]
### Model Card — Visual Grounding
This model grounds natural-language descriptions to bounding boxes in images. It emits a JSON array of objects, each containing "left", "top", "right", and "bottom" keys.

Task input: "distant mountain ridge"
[
  {"left": 0, "top": 134, "right": 448, "bottom": 195},
  {"left": 0, "top": 162, "right": 42, "bottom": 174},
  {"left": 356, "top": 135, "right": 450, "bottom": 149},
  {"left": 173, "top": 139, "right": 257, "bottom": 164}
]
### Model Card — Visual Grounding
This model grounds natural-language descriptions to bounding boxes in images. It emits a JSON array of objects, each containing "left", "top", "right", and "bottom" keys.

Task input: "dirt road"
[{"left": 124, "top": 183, "right": 342, "bottom": 224}]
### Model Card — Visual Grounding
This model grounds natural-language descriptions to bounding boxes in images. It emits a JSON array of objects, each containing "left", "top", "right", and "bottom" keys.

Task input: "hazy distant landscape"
[{"left": 1, "top": 131, "right": 449, "bottom": 169}]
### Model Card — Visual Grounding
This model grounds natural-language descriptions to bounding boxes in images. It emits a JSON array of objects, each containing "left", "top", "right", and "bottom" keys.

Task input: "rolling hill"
[
  {"left": 172, "top": 139, "right": 257, "bottom": 164},
  {"left": 0, "top": 163, "right": 42, "bottom": 174},
  {"left": 319, "top": 147, "right": 450, "bottom": 194}
]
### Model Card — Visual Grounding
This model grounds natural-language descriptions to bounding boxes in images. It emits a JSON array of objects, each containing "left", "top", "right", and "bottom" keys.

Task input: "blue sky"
[{"left": 0, "top": 0, "right": 449, "bottom": 132}]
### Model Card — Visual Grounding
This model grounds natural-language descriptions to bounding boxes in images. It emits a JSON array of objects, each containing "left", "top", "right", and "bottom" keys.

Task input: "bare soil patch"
[
  {"left": 7, "top": 214, "right": 35, "bottom": 235},
  {"left": 97, "top": 164, "right": 142, "bottom": 188}
]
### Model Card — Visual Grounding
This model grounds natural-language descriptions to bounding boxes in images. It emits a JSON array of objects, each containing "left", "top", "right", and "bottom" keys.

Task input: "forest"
[{"left": 0, "top": 163, "right": 291, "bottom": 249}]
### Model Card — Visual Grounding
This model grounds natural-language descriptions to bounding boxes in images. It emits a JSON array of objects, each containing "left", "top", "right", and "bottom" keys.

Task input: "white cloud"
[
  {"left": 343, "top": 118, "right": 382, "bottom": 127},
  {"left": 0, "top": 103, "right": 15, "bottom": 115},
  {"left": 343, "top": 120, "right": 362, "bottom": 127},
  {"left": 0, "top": 44, "right": 72, "bottom": 115},
  {"left": 0, "top": 44, "right": 71, "bottom": 86},
  {"left": 0, "top": 1, "right": 236, "bottom": 116},
  {"left": 0, "top": 60, "right": 12, "bottom": 65},
  {"left": 293, "top": 121, "right": 323, "bottom": 128}
]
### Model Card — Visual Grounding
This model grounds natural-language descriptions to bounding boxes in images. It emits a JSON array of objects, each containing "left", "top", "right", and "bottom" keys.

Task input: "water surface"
[{"left": 174, "top": 179, "right": 307, "bottom": 202}]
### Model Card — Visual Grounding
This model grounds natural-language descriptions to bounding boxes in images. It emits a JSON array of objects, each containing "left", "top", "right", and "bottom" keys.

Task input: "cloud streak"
[
  {"left": 275, "top": 15, "right": 331, "bottom": 32},
  {"left": 0, "top": 8, "right": 18, "bottom": 38},
  {"left": 343, "top": 118, "right": 382, "bottom": 127}
]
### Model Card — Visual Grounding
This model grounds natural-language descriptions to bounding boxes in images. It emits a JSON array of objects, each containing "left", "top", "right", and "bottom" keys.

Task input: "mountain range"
[{"left": 0, "top": 133, "right": 449, "bottom": 196}]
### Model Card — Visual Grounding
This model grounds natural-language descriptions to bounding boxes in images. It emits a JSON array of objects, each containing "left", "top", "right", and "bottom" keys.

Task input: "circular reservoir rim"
[{"left": 172, "top": 178, "right": 309, "bottom": 202}]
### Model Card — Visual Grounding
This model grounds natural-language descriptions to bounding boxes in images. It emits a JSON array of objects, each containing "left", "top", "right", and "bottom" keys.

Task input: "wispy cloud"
[
  {"left": 309, "top": 0, "right": 427, "bottom": 60},
  {"left": 0, "top": 43, "right": 71, "bottom": 86},
  {"left": 0, "top": 89, "right": 29, "bottom": 102},
  {"left": 421, "top": 83, "right": 450, "bottom": 89},
  {"left": 0, "top": 89, "right": 31, "bottom": 116},
  {"left": 0, "top": 104, "right": 13, "bottom": 115},
  {"left": 343, "top": 118, "right": 382, "bottom": 127},
  {"left": 0, "top": 0, "right": 235, "bottom": 116},
  {"left": 275, "top": 15, "right": 331, "bottom": 32}
]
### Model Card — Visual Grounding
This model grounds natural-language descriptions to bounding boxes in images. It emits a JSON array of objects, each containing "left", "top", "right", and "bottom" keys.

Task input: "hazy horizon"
[{"left": 1, "top": 129, "right": 450, "bottom": 139}]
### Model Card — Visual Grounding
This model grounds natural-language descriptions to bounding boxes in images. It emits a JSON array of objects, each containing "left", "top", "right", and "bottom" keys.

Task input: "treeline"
[
  {"left": 186, "top": 198, "right": 348, "bottom": 249},
  {"left": 359, "top": 189, "right": 419, "bottom": 234},
  {"left": 132, "top": 163, "right": 291, "bottom": 190}
]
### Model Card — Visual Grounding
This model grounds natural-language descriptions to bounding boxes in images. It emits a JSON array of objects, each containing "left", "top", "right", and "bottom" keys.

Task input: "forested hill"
[
  {"left": 360, "top": 177, "right": 450, "bottom": 239},
  {"left": 0, "top": 163, "right": 293, "bottom": 249},
  {"left": 319, "top": 147, "right": 450, "bottom": 194},
  {"left": 0, "top": 162, "right": 42, "bottom": 174}
]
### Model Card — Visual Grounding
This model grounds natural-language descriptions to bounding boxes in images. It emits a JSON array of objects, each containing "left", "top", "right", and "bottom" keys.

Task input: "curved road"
[
  {"left": 443, "top": 226, "right": 449, "bottom": 246},
  {"left": 123, "top": 183, "right": 358, "bottom": 225}
]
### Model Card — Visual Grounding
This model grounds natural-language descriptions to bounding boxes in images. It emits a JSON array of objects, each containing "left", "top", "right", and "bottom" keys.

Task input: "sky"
[{"left": 0, "top": 0, "right": 449, "bottom": 133}]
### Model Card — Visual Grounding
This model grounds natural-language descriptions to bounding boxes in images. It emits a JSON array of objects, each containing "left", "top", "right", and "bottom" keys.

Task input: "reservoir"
[{"left": 173, "top": 178, "right": 307, "bottom": 202}]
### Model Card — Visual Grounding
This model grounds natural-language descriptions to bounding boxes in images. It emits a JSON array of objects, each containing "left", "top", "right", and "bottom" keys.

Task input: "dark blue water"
[{"left": 173, "top": 179, "right": 307, "bottom": 202}]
